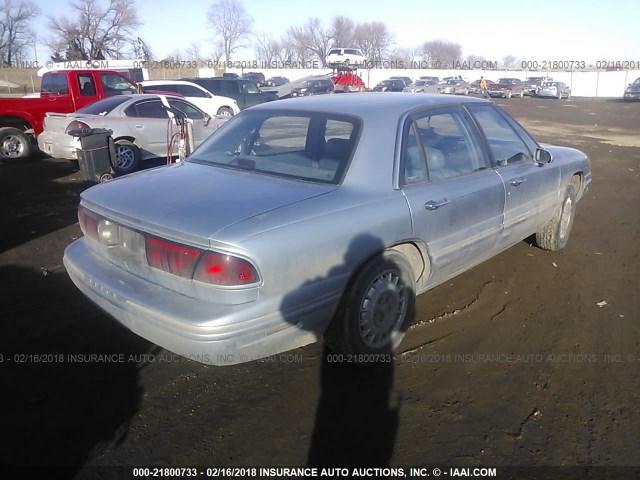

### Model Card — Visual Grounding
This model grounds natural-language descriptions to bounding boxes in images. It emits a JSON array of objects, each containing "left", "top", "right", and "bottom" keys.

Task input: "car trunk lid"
[{"left": 81, "top": 161, "right": 337, "bottom": 247}]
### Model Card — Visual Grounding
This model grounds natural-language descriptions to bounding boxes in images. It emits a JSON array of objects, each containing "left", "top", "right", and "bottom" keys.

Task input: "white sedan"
[
  {"left": 139, "top": 80, "right": 240, "bottom": 116},
  {"left": 37, "top": 94, "right": 228, "bottom": 174}
]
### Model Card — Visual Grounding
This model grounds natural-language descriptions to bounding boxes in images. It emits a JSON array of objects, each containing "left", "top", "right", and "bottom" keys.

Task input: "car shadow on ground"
[
  {"left": 306, "top": 348, "right": 400, "bottom": 466},
  {"left": 0, "top": 264, "right": 153, "bottom": 471},
  {"left": 280, "top": 233, "right": 409, "bottom": 466},
  {"left": 0, "top": 157, "right": 85, "bottom": 253},
  {"left": 0, "top": 155, "right": 175, "bottom": 254}
]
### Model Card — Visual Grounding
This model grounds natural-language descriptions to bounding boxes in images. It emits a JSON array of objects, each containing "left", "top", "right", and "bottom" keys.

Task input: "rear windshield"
[
  {"left": 188, "top": 111, "right": 361, "bottom": 184},
  {"left": 77, "top": 95, "right": 131, "bottom": 115}
]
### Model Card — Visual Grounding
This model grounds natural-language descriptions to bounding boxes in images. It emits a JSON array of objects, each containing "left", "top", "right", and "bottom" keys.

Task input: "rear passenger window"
[
  {"left": 178, "top": 85, "right": 207, "bottom": 97},
  {"left": 125, "top": 100, "right": 168, "bottom": 118},
  {"left": 413, "top": 109, "right": 485, "bottom": 181},
  {"left": 41, "top": 74, "right": 69, "bottom": 94}
]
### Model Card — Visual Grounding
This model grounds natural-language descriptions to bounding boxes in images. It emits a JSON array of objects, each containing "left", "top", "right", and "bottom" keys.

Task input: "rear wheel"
[
  {"left": 216, "top": 107, "right": 234, "bottom": 116},
  {"left": 0, "top": 127, "right": 32, "bottom": 161},
  {"left": 324, "top": 251, "right": 416, "bottom": 362},
  {"left": 114, "top": 140, "right": 140, "bottom": 175}
]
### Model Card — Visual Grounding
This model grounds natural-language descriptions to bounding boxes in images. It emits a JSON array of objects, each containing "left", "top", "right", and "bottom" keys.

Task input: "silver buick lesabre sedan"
[{"left": 64, "top": 94, "right": 591, "bottom": 365}]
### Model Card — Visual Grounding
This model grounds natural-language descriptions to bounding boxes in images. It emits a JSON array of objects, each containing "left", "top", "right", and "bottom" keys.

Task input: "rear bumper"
[
  {"left": 37, "top": 131, "right": 78, "bottom": 159},
  {"left": 64, "top": 238, "right": 338, "bottom": 365}
]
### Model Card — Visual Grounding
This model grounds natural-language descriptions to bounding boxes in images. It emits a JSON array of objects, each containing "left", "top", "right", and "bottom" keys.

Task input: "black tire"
[
  {"left": 324, "top": 251, "right": 416, "bottom": 361},
  {"left": 114, "top": 140, "right": 140, "bottom": 175},
  {"left": 0, "top": 127, "right": 32, "bottom": 161},
  {"left": 216, "top": 107, "right": 234, "bottom": 116},
  {"left": 535, "top": 179, "right": 579, "bottom": 251}
]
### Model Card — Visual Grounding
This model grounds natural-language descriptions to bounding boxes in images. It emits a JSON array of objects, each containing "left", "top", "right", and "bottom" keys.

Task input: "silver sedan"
[
  {"left": 38, "top": 94, "right": 228, "bottom": 174},
  {"left": 537, "top": 81, "right": 572, "bottom": 99},
  {"left": 64, "top": 94, "right": 591, "bottom": 365}
]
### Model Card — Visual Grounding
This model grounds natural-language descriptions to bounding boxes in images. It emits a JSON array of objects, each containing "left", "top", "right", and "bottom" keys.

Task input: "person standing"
[{"left": 479, "top": 76, "right": 488, "bottom": 98}]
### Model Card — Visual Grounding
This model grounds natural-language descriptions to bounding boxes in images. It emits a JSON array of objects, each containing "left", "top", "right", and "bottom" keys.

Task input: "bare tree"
[
  {"left": 0, "top": 0, "right": 40, "bottom": 66},
  {"left": 282, "top": 18, "right": 332, "bottom": 65},
  {"left": 207, "top": 0, "right": 252, "bottom": 62},
  {"left": 354, "top": 21, "right": 393, "bottom": 62},
  {"left": 186, "top": 41, "right": 204, "bottom": 62},
  {"left": 501, "top": 54, "right": 518, "bottom": 68},
  {"left": 48, "top": 0, "right": 141, "bottom": 60},
  {"left": 388, "top": 47, "right": 419, "bottom": 65},
  {"left": 254, "top": 32, "right": 283, "bottom": 64},
  {"left": 421, "top": 40, "right": 462, "bottom": 67},
  {"left": 135, "top": 36, "right": 154, "bottom": 61},
  {"left": 466, "top": 54, "right": 485, "bottom": 64},
  {"left": 302, "top": 17, "right": 332, "bottom": 65},
  {"left": 330, "top": 15, "right": 355, "bottom": 47},
  {"left": 285, "top": 25, "right": 311, "bottom": 64}
]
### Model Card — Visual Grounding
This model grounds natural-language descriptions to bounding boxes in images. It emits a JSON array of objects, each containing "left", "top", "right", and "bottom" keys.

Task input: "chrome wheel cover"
[
  {"left": 358, "top": 269, "right": 408, "bottom": 349},
  {"left": 1, "top": 135, "right": 25, "bottom": 158}
]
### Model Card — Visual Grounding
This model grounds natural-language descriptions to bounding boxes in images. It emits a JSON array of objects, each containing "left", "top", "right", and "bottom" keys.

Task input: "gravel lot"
[{"left": 1, "top": 96, "right": 639, "bottom": 477}]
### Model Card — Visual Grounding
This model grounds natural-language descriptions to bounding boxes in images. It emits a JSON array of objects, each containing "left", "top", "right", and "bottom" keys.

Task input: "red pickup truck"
[{"left": 0, "top": 69, "right": 137, "bottom": 160}]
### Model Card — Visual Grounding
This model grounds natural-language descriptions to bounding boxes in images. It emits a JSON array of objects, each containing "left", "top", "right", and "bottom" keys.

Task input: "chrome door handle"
[
  {"left": 510, "top": 177, "right": 526, "bottom": 186},
  {"left": 425, "top": 199, "right": 450, "bottom": 210}
]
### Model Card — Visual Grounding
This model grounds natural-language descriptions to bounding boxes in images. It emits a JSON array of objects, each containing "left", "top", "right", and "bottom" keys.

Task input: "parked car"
[
  {"left": 402, "top": 79, "right": 438, "bottom": 93},
  {"left": 64, "top": 93, "right": 591, "bottom": 365},
  {"left": 537, "top": 81, "right": 571, "bottom": 99},
  {"left": 241, "top": 72, "right": 266, "bottom": 87},
  {"left": 488, "top": 78, "right": 525, "bottom": 98},
  {"left": 139, "top": 80, "right": 240, "bottom": 116},
  {"left": 326, "top": 47, "right": 367, "bottom": 67},
  {"left": 623, "top": 77, "right": 640, "bottom": 101},
  {"left": 264, "top": 76, "right": 290, "bottom": 87},
  {"left": 439, "top": 79, "right": 469, "bottom": 95},
  {"left": 180, "top": 77, "right": 278, "bottom": 110},
  {"left": 0, "top": 69, "right": 137, "bottom": 160},
  {"left": 523, "top": 76, "right": 552, "bottom": 96},
  {"left": 37, "top": 94, "right": 228, "bottom": 174},
  {"left": 373, "top": 79, "right": 406, "bottom": 92},
  {"left": 291, "top": 78, "right": 335, "bottom": 96},
  {"left": 390, "top": 76, "right": 413, "bottom": 86},
  {"left": 469, "top": 78, "right": 495, "bottom": 94}
]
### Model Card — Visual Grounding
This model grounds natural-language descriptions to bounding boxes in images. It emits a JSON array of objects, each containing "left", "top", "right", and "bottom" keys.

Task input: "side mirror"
[
  {"left": 203, "top": 114, "right": 211, "bottom": 126},
  {"left": 535, "top": 148, "right": 552, "bottom": 165}
]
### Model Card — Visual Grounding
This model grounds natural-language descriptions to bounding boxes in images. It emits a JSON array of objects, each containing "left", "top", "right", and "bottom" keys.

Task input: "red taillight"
[
  {"left": 194, "top": 251, "right": 258, "bottom": 286},
  {"left": 78, "top": 207, "right": 99, "bottom": 239},
  {"left": 145, "top": 237, "right": 202, "bottom": 278},
  {"left": 65, "top": 120, "right": 90, "bottom": 133}
]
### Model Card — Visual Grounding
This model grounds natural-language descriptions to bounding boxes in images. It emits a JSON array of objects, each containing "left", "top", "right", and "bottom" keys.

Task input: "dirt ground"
[{"left": 1, "top": 96, "right": 639, "bottom": 478}]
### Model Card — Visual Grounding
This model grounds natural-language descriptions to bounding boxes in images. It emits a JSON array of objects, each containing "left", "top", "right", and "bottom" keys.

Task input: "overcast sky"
[{"left": 33, "top": 0, "right": 640, "bottom": 63}]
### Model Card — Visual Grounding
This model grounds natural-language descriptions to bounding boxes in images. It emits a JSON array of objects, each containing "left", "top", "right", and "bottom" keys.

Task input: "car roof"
[
  {"left": 140, "top": 80, "right": 203, "bottom": 87},
  {"left": 253, "top": 92, "right": 491, "bottom": 116}
]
